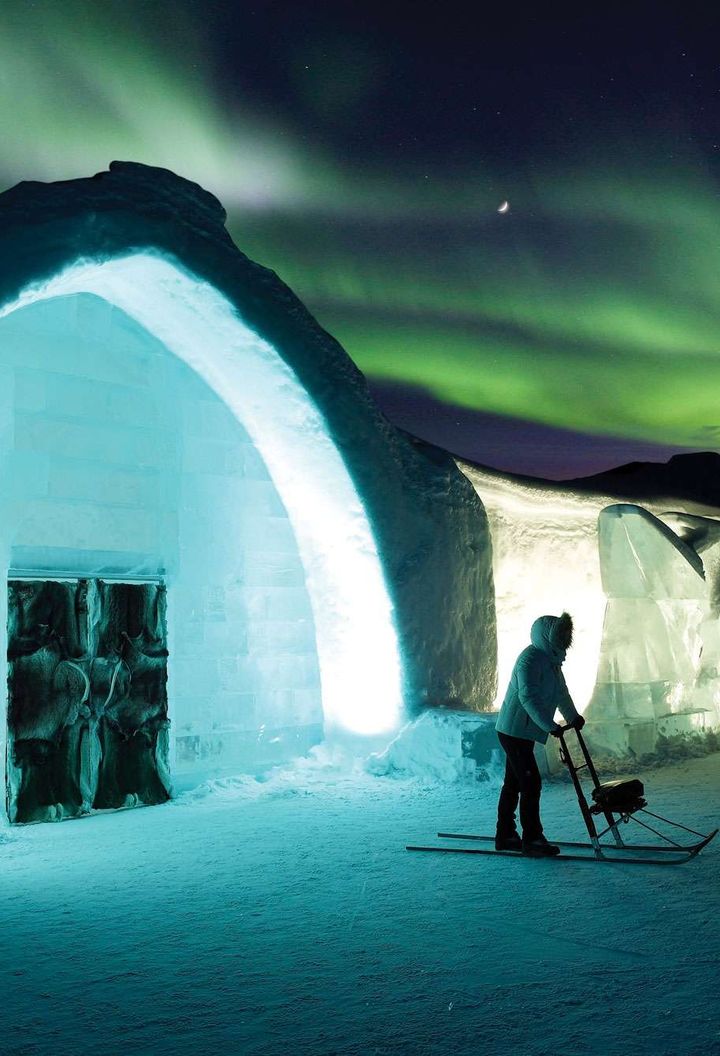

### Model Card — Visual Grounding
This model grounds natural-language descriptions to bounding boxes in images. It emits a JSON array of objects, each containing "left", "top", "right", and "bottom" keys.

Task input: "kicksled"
[{"left": 406, "top": 726, "right": 718, "bottom": 866}]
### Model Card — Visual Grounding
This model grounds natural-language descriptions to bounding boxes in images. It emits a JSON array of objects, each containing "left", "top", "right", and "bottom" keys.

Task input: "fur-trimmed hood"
[{"left": 530, "top": 612, "right": 573, "bottom": 666}]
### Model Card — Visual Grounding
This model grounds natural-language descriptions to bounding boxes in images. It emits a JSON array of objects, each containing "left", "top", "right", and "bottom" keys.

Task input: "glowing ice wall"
[{"left": 458, "top": 462, "right": 607, "bottom": 711}]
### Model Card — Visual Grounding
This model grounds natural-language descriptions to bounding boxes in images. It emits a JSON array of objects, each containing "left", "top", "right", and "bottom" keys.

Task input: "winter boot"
[
  {"left": 495, "top": 831, "right": 523, "bottom": 852},
  {"left": 522, "top": 835, "right": 561, "bottom": 857}
]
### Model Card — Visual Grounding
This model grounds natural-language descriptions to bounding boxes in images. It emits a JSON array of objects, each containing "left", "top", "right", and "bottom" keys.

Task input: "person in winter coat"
[{"left": 494, "top": 612, "right": 585, "bottom": 857}]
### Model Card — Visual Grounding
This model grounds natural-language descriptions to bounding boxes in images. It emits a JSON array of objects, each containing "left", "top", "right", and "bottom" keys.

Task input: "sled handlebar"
[
  {"left": 554, "top": 723, "right": 601, "bottom": 785},
  {"left": 554, "top": 721, "right": 585, "bottom": 735}
]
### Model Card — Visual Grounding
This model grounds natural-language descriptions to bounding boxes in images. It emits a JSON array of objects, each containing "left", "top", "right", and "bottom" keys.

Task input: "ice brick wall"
[
  {"left": 0, "top": 292, "right": 323, "bottom": 787},
  {"left": 171, "top": 355, "right": 323, "bottom": 779}
]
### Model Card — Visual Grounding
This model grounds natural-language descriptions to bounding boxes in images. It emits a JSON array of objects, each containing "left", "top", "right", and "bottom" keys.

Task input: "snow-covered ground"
[{"left": 1, "top": 751, "right": 719, "bottom": 1056}]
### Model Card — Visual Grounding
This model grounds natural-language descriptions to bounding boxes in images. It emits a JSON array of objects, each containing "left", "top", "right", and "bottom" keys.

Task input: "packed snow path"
[{"left": 1, "top": 753, "right": 719, "bottom": 1056}]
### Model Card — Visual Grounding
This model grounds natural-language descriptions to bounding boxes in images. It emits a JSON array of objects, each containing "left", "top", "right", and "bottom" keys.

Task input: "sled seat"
[{"left": 590, "top": 778, "right": 646, "bottom": 815}]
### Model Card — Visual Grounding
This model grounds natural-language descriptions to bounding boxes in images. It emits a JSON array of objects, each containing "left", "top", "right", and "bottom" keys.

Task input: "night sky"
[{"left": 3, "top": 1, "right": 720, "bottom": 478}]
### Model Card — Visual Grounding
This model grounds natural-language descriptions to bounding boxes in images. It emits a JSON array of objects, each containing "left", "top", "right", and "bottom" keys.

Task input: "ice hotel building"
[{"left": 0, "top": 162, "right": 717, "bottom": 822}]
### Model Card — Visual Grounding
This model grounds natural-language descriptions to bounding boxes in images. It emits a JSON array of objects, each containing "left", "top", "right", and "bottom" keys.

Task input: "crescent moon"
[{"left": 497, "top": 200, "right": 510, "bottom": 214}]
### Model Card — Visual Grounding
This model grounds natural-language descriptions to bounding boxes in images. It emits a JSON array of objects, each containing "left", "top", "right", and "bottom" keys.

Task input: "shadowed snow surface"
[{"left": 1, "top": 752, "right": 719, "bottom": 1056}]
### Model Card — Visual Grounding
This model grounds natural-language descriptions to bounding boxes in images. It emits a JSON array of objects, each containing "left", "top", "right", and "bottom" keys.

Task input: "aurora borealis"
[{"left": 4, "top": 1, "right": 720, "bottom": 477}]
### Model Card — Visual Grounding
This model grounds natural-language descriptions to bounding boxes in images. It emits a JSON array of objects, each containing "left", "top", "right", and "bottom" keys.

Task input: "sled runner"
[{"left": 406, "top": 726, "right": 718, "bottom": 866}]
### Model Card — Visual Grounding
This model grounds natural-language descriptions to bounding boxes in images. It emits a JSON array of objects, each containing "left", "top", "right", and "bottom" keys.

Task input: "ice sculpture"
[
  {"left": 7, "top": 580, "right": 90, "bottom": 822},
  {"left": 586, "top": 504, "right": 712, "bottom": 754},
  {"left": 92, "top": 582, "right": 170, "bottom": 811},
  {"left": 6, "top": 578, "right": 170, "bottom": 823}
]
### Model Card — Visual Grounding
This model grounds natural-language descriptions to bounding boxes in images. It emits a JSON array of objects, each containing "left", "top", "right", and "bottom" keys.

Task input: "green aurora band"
[{"left": 3, "top": 1, "right": 720, "bottom": 454}]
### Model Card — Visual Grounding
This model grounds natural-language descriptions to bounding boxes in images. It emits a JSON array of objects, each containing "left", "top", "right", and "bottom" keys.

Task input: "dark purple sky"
[{"left": 368, "top": 382, "right": 693, "bottom": 481}]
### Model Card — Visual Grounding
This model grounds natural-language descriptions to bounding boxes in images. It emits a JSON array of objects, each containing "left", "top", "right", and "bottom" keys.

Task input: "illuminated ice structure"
[
  {"left": 0, "top": 162, "right": 495, "bottom": 821},
  {"left": 1, "top": 163, "right": 713, "bottom": 819},
  {"left": 460, "top": 463, "right": 720, "bottom": 762}
]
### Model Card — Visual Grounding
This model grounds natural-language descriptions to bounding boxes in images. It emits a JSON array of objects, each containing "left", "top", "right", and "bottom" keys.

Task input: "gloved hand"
[
  {"left": 571, "top": 715, "right": 586, "bottom": 731},
  {"left": 550, "top": 724, "right": 564, "bottom": 738}
]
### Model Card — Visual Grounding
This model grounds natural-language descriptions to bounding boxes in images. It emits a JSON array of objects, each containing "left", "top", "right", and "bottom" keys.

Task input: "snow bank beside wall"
[{"left": 367, "top": 709, "right": 501, "bottom": 784}]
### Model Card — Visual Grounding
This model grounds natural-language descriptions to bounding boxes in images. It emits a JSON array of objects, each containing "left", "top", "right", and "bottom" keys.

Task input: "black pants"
[{"left": 496, "top": 732, "right": 543, "bottom": 842}]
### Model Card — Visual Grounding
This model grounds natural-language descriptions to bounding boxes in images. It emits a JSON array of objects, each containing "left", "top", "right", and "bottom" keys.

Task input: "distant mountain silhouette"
[
  {"left": 561, "top": 452, "right": 720, "bottom": 509},
  {"left": 431, "top": 432, "right": 720, "bottom": 510}
]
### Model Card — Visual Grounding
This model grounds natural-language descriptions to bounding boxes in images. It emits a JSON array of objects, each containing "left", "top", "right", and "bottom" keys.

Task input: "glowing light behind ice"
[
  {"left": 459, "top": 463, "right": 608, "bottom": 711},
  {"left": 0, "top": 253, "right": 404, "bottom": 738}
]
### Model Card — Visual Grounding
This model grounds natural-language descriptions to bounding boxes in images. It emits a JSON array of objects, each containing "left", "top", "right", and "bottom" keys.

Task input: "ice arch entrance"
[{"left": 0, "top": 253, "right": 403, "bottom": 771}]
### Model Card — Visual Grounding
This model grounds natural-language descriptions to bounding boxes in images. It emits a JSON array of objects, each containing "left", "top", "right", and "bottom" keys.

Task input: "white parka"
[{"left": 495, "top": 615, "right": 580, "bottom": 744}]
